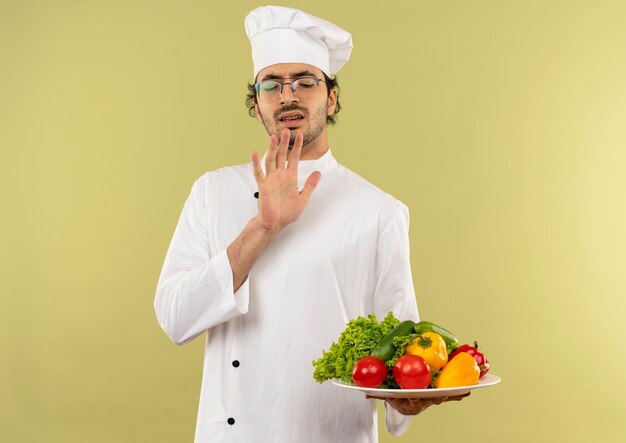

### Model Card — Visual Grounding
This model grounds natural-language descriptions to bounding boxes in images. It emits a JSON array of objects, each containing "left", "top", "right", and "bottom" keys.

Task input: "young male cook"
[{"left": 155, "top": 5, "right": 466, "bottom": 442}]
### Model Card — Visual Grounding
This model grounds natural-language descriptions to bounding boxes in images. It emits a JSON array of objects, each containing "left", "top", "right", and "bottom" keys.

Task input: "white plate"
[{"left": 332, "top": 373, "right": 501, "bottom": 398}]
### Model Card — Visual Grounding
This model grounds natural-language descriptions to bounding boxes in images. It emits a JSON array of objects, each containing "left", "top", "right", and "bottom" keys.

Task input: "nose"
[{"left": 279, "top": 82, "right": 299, "bottom": 104}]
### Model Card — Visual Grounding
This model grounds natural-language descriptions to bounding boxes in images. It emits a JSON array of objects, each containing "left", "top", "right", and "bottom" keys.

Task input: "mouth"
[{"left": 278, "top": 111, "right": 305, "bottom": 126}]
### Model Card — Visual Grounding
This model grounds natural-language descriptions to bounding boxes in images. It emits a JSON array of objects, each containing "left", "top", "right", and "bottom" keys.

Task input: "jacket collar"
[{"left": 261, "top": 147, "right": 337, "bottom": 186}]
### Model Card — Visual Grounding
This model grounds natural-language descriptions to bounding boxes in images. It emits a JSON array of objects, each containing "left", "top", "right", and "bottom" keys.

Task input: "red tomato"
[
  {"left": 393, "top": 355, "right": 432, "bottom": 389},
  {"left": 449, "top": 341, "right": 490, "bottom": 379},
  {"left": 352, "top": 357, "right": 388, "bottom": 388}
]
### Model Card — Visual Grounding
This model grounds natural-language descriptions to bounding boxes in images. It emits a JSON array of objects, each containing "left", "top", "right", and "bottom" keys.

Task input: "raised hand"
[{"left": 251, "top": 128, "right": 321, "bottom": 233}]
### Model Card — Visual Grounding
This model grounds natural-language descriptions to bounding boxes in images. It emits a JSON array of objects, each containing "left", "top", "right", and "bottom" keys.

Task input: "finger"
[
  {"left": 276, "top": 128, "right": 290, "bottom": 169},
  {"left": 287, "top": 130, "right": 303, "bottom": 171},
  {"left": 418, "top": 398, "right": 433, "bottom": 409},
  {"left": 251, "top": 151, "right": 265, "bottom": 185},
  {"left": 448, "top": 392, "right": 471, "bottom": 401},
  {"left": 265, "top": 134, "right": 279, "bottom": 174},
  {"left": 299, "top": 171, "right": 321, "bottom": 204}
]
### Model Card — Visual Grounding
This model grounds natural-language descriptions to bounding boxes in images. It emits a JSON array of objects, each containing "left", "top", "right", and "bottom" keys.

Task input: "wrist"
[{"left": 250, "top": 216, "right": 283, "bottom": 238}]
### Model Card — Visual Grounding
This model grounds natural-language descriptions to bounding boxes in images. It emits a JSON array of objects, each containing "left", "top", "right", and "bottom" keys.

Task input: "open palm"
[{"left": 251, "top": 129, "right": 321, "bottom": 232}]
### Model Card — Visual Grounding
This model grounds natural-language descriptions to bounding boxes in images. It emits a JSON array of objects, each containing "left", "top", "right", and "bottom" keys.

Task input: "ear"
[{"left": 327, "top": 87, "right": 338, "bottom": 117}]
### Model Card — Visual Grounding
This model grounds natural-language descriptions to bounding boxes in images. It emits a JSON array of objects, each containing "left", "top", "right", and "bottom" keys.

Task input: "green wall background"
[{"left": 1, "top": 0, "right": 625, "bottom": 441}]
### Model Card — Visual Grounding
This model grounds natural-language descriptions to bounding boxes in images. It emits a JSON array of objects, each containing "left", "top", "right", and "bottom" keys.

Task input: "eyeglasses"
[{"left": 254, "top": 76, "right": 326, "bottom": 101}]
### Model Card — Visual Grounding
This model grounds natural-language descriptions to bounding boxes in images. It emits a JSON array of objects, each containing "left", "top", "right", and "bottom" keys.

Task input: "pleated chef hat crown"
[{"left": 245, "top": 5, "right": 353, "bottom": 79}]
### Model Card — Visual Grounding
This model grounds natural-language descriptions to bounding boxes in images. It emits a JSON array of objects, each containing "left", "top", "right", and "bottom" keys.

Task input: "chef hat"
[{"left": 245, "top": 5, "right": 353, "bottom": 79}]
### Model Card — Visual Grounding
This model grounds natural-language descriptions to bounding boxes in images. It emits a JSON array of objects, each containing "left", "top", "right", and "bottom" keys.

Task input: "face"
[{"left": 254, "top": 63, "right": 337, "bottom": 149}]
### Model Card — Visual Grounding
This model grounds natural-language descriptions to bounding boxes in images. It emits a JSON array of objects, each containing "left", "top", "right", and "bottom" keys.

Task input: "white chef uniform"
[{"left": 154, "top": 149, "right": 420, "bottom": 442}]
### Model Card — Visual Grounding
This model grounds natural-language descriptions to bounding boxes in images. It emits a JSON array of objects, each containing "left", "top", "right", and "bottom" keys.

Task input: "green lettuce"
[{"left": 312, "top": 312, "right": 399, "bottom": 384}]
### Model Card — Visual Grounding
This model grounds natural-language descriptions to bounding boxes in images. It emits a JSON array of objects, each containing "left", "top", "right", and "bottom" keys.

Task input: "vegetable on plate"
[
  {"left": 413, "top": 321, "right": 460, "bottom": 355},
  {"left": 370, "top": 320, "right": 416, "bottom": 362},
  {"left": 434, "top": 352, "right": 480, "bottom": 388},
  {"left": 313, "top": 312, "right": 491, "bottom": 391},
  {"left": 312, "top": 312, "right": 400, "bottom": 386},
  {"left": 404, "top": 332, "right": 448, "bottom": 371},
  {"left": 449, "top": 341, "right": 490, "bottom": 379},
  {"left": 393, "top": 355, "right": 432, "bottom": 389},
  {"left": 351, "top": 356, "right": 388, "bottom": 388}
]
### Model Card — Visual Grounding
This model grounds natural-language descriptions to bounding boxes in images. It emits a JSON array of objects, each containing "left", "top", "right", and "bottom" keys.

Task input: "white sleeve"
[
  {"left": 372, "top": 202, "right": 420, "bottom": 435},
  {"left": 153, "top": 175, "right": 250, "bottom": 345}
]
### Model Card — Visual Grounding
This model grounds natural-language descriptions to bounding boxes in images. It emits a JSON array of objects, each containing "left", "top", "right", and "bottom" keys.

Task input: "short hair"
[{"left": 245, "top": 74, "right": 342, "bottom": 126}]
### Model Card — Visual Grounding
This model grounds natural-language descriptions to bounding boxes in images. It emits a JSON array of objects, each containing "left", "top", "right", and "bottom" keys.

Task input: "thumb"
[{"left": 299, "top": 171, "right": 321, "bottom": 203}]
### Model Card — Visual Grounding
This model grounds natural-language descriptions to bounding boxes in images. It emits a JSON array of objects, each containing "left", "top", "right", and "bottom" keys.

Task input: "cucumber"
[
  {"left": 371, "top": 320, "right": 416, "bottom": 361},
  {"left": 414, "top": 321, "right": 460, "bottom": 354}
]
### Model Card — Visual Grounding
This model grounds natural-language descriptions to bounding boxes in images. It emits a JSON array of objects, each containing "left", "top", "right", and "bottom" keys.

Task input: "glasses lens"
[
  {"left": 293, "top": 77, "right": 318, "bottom": 97},
  {"left": 256, "top": 77, "right": 320, "bottom": 101},
  {"left": 258, "top": 80, "right": 281, "bottom": 99}
]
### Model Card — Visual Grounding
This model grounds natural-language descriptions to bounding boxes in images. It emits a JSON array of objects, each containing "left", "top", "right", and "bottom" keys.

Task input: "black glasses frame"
[{"left": 254, "top": 76, "right": 326, "bottom": 97}]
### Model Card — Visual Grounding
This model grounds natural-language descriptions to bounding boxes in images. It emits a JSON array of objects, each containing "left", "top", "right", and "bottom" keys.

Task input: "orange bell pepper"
[{"left": 435, "top": 351, "right": 480, "bottom": 388}]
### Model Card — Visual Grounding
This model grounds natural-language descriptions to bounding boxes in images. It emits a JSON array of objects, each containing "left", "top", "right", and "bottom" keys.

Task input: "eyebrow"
[{"left": 260, "top": 70, "right": 318, "bottom": 81}]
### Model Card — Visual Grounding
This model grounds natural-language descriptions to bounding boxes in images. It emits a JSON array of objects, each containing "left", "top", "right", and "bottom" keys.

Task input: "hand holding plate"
[{"left": 365, "top": 392, "right": 471, "bottom": 415}]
